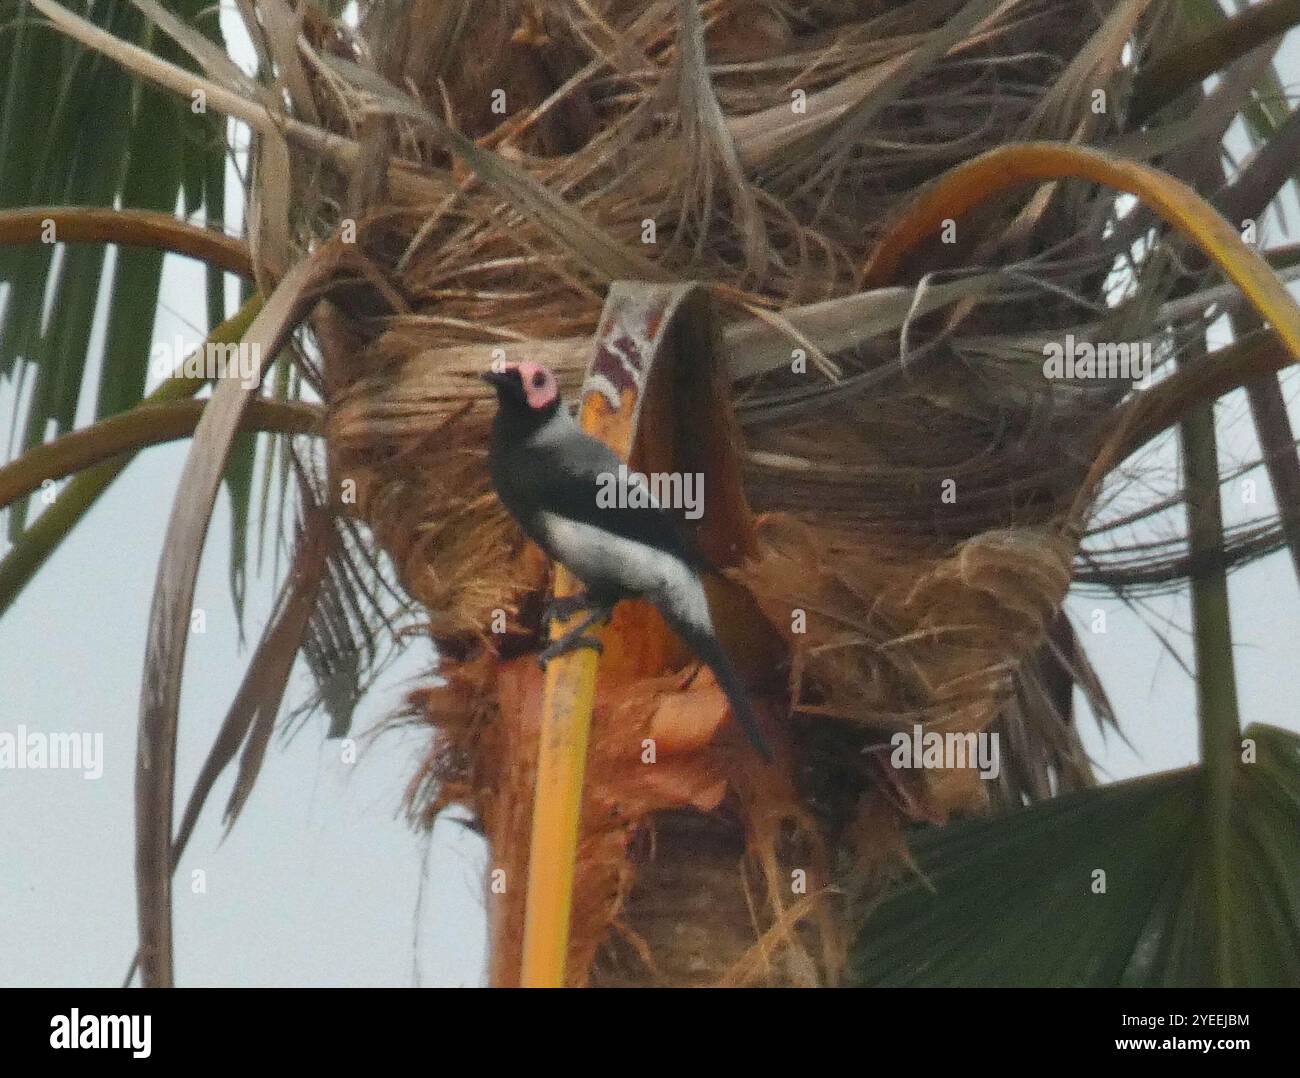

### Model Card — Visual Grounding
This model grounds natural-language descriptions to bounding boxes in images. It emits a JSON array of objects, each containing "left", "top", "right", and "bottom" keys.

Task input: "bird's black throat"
[{"left": 489, "top": 394, "right": 561, "bottom": 444}]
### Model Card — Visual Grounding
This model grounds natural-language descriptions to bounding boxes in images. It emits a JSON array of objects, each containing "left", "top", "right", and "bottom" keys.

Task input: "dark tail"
[{"left": 670, "top": 618, "right": 774, "bottom": 762}]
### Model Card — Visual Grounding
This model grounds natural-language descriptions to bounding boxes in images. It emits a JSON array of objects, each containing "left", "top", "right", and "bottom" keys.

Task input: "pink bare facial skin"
[{"left": 508, "top": 361, "right": 559, "bottom": 410}]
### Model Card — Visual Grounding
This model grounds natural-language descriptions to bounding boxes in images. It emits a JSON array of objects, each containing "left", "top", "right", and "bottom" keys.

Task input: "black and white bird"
[{"left": 483, "top": 361, "right": 773, "bottom": 761}]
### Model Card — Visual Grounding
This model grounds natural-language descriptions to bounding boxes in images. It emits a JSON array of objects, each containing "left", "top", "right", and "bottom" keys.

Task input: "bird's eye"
[{"left": 532, "top": 371, "right": 547, "bottom": 388}]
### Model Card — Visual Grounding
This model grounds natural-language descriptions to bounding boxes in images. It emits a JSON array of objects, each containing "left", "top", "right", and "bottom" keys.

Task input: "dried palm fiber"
[{"left": 283, "top": 0, "right": 1207, "bottom": 984}]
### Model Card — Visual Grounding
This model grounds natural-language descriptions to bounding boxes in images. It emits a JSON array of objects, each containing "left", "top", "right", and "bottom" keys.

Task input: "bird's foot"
[
  {"left": 542, "top": 592, "right": 590, "bottom": 629},
  {"left": 538, "top": 602, "right": 613, "bottom": 667},
  {"left": 538, "top": 630, "right": 604, "bottom": 667}
]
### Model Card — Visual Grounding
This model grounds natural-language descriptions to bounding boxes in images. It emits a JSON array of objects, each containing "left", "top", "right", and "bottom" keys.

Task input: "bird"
[{"left": 482, "top": 360, "right": 773, "bottom": 761}]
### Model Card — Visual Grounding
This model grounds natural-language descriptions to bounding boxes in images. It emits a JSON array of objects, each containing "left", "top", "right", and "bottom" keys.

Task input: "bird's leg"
[
  {"left": 542, "top": 591, "right": 591, "bottom": 631},
  {"left": 539, "top": 603, "right": 614, "bottom": 666}
]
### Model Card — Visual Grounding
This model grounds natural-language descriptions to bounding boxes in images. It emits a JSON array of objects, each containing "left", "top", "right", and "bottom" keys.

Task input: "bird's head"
[{"left": 482, "top": 361, "right": 561, "bottom": 416}]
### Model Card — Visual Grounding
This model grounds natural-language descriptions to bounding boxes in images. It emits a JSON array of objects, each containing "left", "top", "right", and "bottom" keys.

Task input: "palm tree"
[{"left": 3, "top": 0, "right": 1299, "bottom": 987}]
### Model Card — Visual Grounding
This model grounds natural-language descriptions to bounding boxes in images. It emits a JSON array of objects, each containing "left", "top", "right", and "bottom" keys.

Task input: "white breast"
[{"left": 537, "top": 512, "right": 713, "bottom": 631}]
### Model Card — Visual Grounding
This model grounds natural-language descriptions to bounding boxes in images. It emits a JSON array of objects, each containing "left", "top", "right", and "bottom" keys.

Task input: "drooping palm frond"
[{"left": 0, "top": 0, "right": 227, "bottom": 520}]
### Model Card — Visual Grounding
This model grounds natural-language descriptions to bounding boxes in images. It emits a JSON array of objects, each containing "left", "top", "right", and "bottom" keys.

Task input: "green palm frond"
[{"left": 852, "top": 725, "right": 1300, "bottom": 986}]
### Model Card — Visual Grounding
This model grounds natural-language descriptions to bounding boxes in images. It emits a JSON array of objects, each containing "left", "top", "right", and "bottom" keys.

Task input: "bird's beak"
[{"left": 481, "top": 370, "right": 511, "bottom": 389}]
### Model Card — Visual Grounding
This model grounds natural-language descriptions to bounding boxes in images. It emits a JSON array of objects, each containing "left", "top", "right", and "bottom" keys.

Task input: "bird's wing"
[{"left": 529, "top": 433, "right": 713, "bottom": 571}]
